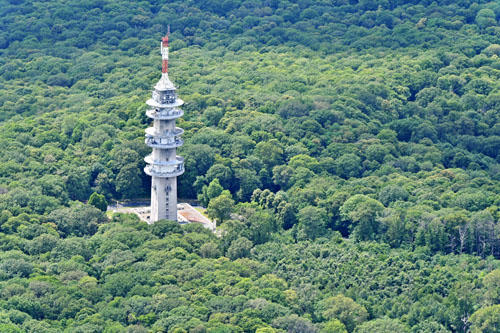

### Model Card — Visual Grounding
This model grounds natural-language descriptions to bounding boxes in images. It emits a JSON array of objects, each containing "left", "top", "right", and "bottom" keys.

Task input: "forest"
[{"left": 2, "top": 0, "right": 500, "bottom": 331}]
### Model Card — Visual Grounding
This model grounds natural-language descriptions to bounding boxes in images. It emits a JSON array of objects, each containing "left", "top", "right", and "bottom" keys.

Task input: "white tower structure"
[{"left": 144, "top": 30, "right": 184, "bottom": 222}]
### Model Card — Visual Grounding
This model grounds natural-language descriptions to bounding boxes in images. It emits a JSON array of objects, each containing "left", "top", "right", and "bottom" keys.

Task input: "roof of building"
[{"left": 177, "top": 203, "right": 215, "bottom": 231}]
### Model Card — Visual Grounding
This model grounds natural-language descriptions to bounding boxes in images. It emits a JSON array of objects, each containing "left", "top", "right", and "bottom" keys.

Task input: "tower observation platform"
[{"left": 144, "top": 30, "right": 184, "bottom": 222}]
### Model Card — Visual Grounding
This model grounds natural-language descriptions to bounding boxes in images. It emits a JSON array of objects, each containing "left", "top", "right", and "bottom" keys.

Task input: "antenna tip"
[{"left": 162, "top": 26, "right": 170, "bottom": 44}]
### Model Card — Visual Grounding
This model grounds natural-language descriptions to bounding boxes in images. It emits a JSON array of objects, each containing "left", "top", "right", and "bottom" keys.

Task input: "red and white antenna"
[{"left": 161, "top": 26, "right": 170, "bottom": 75}]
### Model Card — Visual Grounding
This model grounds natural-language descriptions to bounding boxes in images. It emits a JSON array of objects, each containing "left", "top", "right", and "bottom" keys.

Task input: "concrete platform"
[{"left": 109, "top": 203, "right": 215, "bottom": 232}]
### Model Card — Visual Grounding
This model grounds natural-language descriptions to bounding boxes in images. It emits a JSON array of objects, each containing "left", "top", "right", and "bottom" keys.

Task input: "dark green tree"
[
  {"left": 226, "top": 237, "right": 253, "bottom": 260},
  {"left": 340, "top": 195, "right": 384, "bottom": 241},
  {"left": 115, "top": 165, "right": 143, "bottom": 199},
  {"left": 297, "top": 206, "right": 328, "bottom": 240},
  {"left": 88, "top": 192, "right": 108, "bottom": 212},
  {"left": 48, "top": 204, "right": 106, "bottom": 237}
]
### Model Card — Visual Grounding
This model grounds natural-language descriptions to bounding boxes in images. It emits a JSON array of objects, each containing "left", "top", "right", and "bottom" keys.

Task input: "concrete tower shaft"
[{"left": 144, "top": 31, "right": 184, "bottom": 222}]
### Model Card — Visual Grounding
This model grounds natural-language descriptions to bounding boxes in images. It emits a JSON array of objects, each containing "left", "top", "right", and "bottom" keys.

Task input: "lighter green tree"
[{"left": 207, "top": 190, "right": 234, "bottom": 224}]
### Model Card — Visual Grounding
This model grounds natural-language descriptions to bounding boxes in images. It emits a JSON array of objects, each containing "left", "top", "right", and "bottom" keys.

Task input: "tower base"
[{"left": 150, "top": 176, "right": 178, "bottom": 222}]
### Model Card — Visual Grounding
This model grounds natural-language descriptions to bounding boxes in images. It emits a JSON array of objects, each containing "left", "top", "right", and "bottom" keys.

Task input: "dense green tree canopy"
[{"left": 1, "top": 0, "right": 500, "bottom": 331}]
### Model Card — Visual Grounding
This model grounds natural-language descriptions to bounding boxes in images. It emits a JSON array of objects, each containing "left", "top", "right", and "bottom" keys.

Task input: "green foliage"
[
  {"left": 3, "top": 0, "right": 500, "bottom": 331},
  {"left": 483, "top": 269, "right": 500, "bottom": 305},
  {"left": 115, "top": 165, "right": 143, "bottom": 199},
  {"left": 340, "top": 195, "right": 384, "bottom": 241},
  {"left": 321, "top": 319, "right": 347, "bottom": 333},
  {"left": 317, "top": 295, "right": 368, "bottom": 332},
  {"left": 297, "top": 206, "right": 328, "bottom": 240},
  {"left": 47, "top": 203, "right": 105, "bottom": 238},
  {"left": 378, "top": 185, "right": 409, "bottom": 206},
  {"left": 336, "top": 154, "right": 362, "bottom": 179},
  {"left": 150, "top": 219, "right": 183, "bottom": 238},
  {"left": 470, "top": 305, "right": 500, "bottom": 333},
  {"left": 226, "top": 237, "right": 253, "bottom": 260},
  {"left": 207, "top": 191, "right": 235, "bottom": 224},
  {"left": 198, "top": 179, "right": 224, "bottom": 207},
  {"left": 355, "top": 318, "right": 409, "bottom": 333},
  {"left": 200, "top": 242, "right": 221, "bottom": 258},
  {"left": 88, "top": 192, "right": 108, "bottom": 212}
]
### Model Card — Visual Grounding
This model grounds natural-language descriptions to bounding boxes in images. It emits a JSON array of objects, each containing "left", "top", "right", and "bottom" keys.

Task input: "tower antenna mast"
[{"left": 161, "top": 25, "right": 170, "bottom": 74}]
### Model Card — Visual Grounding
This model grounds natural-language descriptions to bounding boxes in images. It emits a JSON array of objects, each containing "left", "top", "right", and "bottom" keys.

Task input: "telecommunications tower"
[{"left": 144, "top": 29, "right": 184, "bottom": 222}]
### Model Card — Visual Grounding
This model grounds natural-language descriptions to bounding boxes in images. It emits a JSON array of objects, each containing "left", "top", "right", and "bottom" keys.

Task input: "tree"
[
  {"left": 93, "top": 172, "right": 114, "bottom": 199},
  {"left": 198, "top": 179, "right": 223, "bottom": 207},
  {"left": 316, "top": 295, "right": 368, "bottom": 332},
  {"left": 47, "top": 74, "right": 71, "bottom": 87},
  {"left": 297, "top": 206, "right": 328, "bottom": 240},
  {"left": 335, "top": 154, "right": 362, "bottom": 179},
  {"left": 378, "top": 208, "right": 412, "bottom": 248},
  {"left": 277, "top": 202, "right": 297, "bottom": 230},
  {"left": 320, "top": 319, "right": 347, "bottom": 333},
  {"left": 271, "top": 314, "right": 316, "bottom": 333},
  {"left": 180, "top": 144, "right": 215, "bottom": 198},
  {"left": 0, "top": 323, "right": 22, "bottom": 332},
  {"left": 202, "top": 106, "right": 224, "bottom": 126},
  {"left": 470, "top": 305, "right": 500, "bottom": 333},
  {"left": 48, "top": 203, "right": 106, "bottom": 237},
  {"left": 277, "top": 99, "right": 313, "bottom": 119},
  {"left": 205, "top": 164, "right": 234, "bottom": 192},
  {"left": 248, "top": 209, "right": 277, "bottom": 244},
  {"left": 340, "top": 195, "right": 384, "bottom": 241},
  {"left": 320, "top": 191, "right": 350, "bottom": 235},
  {"left": 88, "top": 192, "right": 108, "bottom": 212},
  {"left": 272, "top": 165, "right": 294, "bottom": 191},
  {"left": 236, "top": 168, "right": 262, "bottom": 202},
  {"left": 289, "top": 154, "right": 321, "bottom": 173},
  {"left": 200, "top": 242, "right": 220, "bottom": 258},
  {"left": 0, "top": 258, "right": 33, "bottom": 279},
  {"left": 415, "top": 218, "right": 447, "bottom": 253},
  {"left": 410, "top": 321, "right": 450, "bottom": 333},
  {"left": 226, "top": 237, "right": 253, "bottom": 260},
  {"left": 355, "top": 318, "right": 409, "bottom": 333},
  {"left": 470, "top": 210, "right": 496, "bottom": 256},
  {"left": 378, "top": 185, "right": 409, "bottom": 206},
  {"left": 256, "top": 328, "right": 276, "bottom": 333},
  {"left": 365, "top": 144, "right": 389, "bottom": 163},
  {"left": 483, "top": 269, "right": 500, "bottom": 305},
  {"left": 207, "top": 191, "right": 234, "bottom": 224},
  {"left": 446, "top": 280, "right": 480, "bottom": 332},
  {"left": 115, "top": 164, "right": 143, "bottom": 199},
  {"left": 65, "top": 167, "right": 92, "bottom": 201},
  {"left": 25, "top": 234, "right": 59, "bottom": 255},
  {"left": 150, "top": 219, "right": 183, "bottom": 238},
  {"left": 254, "top": 140, "right": 284, "bottom": 169},
  {"left": 476, "top": 9, "right": 496, "bottom": 30}
]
